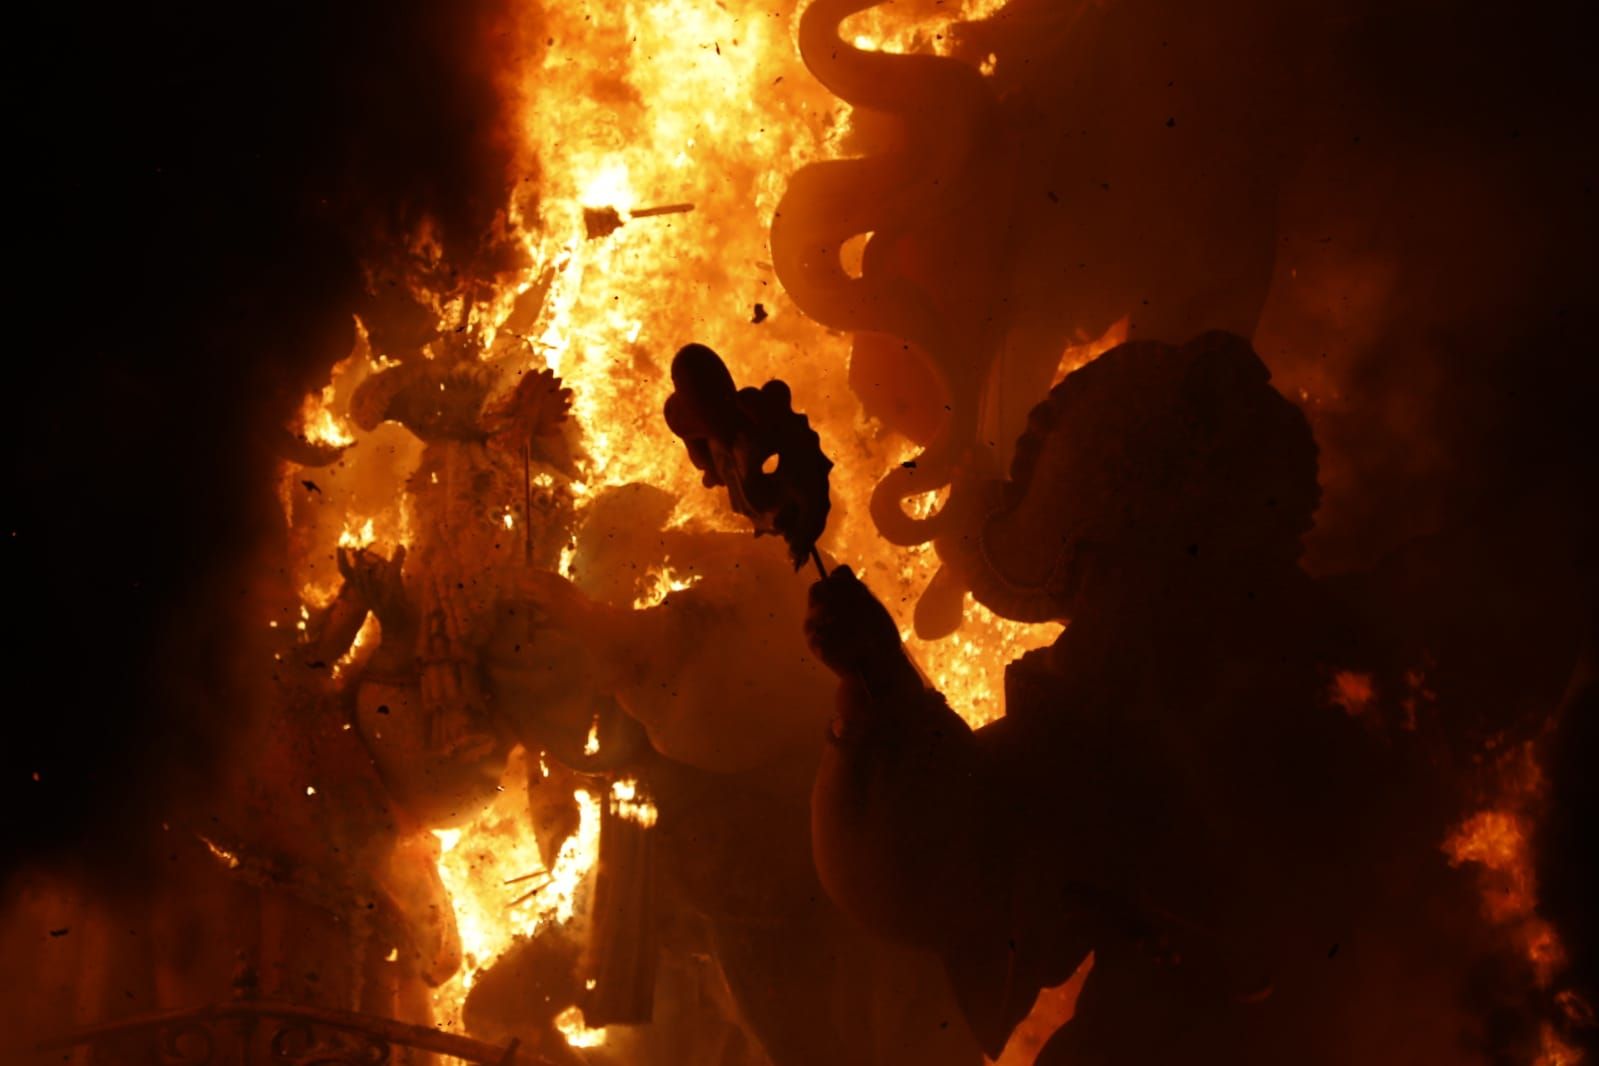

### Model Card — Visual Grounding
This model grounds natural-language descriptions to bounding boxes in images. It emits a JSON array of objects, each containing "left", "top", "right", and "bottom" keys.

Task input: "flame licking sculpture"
[{"left": 7, "top": 1, "right": 1596, "bottom": 1065}]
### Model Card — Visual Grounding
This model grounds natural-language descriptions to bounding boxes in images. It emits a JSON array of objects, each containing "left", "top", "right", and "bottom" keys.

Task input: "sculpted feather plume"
[{"left": 664, "top": 343, "right": 833, "bottom": 572}]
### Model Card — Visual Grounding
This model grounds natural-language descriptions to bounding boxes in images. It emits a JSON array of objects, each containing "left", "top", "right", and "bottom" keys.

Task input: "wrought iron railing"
[{"left": 36, "top": 998, "right": 550, "bottom": 1065}]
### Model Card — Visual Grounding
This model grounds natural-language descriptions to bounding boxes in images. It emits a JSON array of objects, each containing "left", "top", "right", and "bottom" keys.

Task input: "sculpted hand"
[
  {"left": 337, "top": 545, "right": 409, "bottom": 626},
  {"left": 804, "top": 566, "right": 908, "bottom": 682}
]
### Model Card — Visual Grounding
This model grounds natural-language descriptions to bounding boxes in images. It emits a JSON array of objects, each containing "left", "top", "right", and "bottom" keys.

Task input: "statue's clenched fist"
[{"left": 804, "top": 566, "right": 905, "bottom": 681}]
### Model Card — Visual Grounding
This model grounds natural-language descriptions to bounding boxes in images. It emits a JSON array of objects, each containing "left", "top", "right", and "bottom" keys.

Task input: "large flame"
[
  {"left": 279, "top": 0, "right": 1066, "bottom": 1052},
  {"left": 483, "top": 0, "right": 1056, "bottom": 730},
  {"left": 430, "top": 747, "right": 602, "bottom": 1032}
]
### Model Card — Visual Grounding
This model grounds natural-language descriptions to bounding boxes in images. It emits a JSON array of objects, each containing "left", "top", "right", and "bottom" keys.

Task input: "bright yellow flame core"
[
  {"left": 299, "top": 386, "right": 356, "bottom": 448},
  {"left": 430, "top": 749, "right": 602, "bottom": 1032},
  {"left": 338, "top": 517, "right": 376, "bottom": 550},
  {"left": 843, "top": 0, "right": 1010, "bottom": 58},
  {"left": 610, "top": 777, "right": 659, "bottom": 827},
  {"left": 555, "top": 1005, "right": 608, "bottom": 1048}
]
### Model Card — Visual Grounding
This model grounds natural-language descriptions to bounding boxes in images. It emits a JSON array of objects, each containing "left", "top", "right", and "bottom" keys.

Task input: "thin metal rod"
[
  {"left": 629, "top": 202, "right": 694, "bottom": 218},
  {"left": 522, "top": 445, "right": 533, "bottom": 565},
  {"left": 503, "top": 869, "right": 550, "bottom": 886},
  {"left": 508, "top": 880, "right": 554, "bottom": 908}
]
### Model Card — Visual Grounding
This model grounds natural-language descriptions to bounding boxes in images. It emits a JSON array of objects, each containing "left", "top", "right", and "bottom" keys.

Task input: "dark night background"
[
  {"left": 6, "top": 0, "right": 1595, "bottom": 1003},
  {"left": 9, "top": 0, "right": 526, "bottom": 882}
]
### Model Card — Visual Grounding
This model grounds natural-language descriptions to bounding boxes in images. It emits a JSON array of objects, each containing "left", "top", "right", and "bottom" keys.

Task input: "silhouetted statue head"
[{"left": 937, "top": 331, "right": 1319, "bottom": 623}]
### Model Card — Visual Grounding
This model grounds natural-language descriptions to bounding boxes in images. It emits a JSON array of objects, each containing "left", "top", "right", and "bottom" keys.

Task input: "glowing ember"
[
  {"left": 197, "top": 835, "right": 242, "bottom": 871},
  {"left": 843, "top": 0, "right": 1012, "bottom": 57},
  {"left": 1329, "top": 669, "right": 1376, "bottom": 717},
  {"left": 1445, "top": 806, "right": 1565, "bottom": 986}
]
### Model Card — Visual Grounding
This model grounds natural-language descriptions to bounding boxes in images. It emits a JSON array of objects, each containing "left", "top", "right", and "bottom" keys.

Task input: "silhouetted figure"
[{"left": 806, "top": 333, "right": 1480, "bottom": 1064}]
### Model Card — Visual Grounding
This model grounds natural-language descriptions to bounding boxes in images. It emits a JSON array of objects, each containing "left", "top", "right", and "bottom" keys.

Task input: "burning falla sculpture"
[
  {"left": 337, "top": 337, "right": 579, "bottom": 816},
  {"left": 803, "top": 333, "right": 1486, "bottom": 1064},
  {"left": 279, "top": 332, "right": 585, "bottom": 992}
]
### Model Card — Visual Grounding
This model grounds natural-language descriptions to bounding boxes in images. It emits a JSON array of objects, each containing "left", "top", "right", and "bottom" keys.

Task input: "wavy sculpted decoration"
[{"left": 772, "top": 0, "right": 1000, "bottom": 561}]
